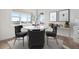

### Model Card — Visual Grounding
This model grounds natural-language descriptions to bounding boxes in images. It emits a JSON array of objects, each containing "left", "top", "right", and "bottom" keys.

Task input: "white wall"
[
  {"left": 0, "top": 9, "right": 15, "bottom": 40},
  {"left": 70, "top": 9, "right": 79, "bottom": 42},
  {"left": 70, "top": 9, "right": 79, "bottom": 26}
]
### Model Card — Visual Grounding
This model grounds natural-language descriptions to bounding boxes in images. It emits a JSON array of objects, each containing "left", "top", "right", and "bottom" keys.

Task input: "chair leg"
[
  {"left": 7, "top": 41, "right": 11, "bottom": 49},
  {"left": 47, "top": 37, "right": 48, "bottom": 45},
  {"left": 23, "top": 37, "right": 24, "bottom": 47},
  {"left": 54, "top": 37, "right": 59, "bottom": 45},
  {"left": 14, "top": 37, "right": 17, "bottom": 45}
]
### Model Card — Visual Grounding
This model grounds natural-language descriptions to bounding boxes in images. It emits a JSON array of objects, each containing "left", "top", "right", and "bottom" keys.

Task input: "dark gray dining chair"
[
  {"left": 14, "top": 25, "right": 27, "bottom": 46},
  {"left": 46, "top": 24, "right": 59, "bottom": 45}
]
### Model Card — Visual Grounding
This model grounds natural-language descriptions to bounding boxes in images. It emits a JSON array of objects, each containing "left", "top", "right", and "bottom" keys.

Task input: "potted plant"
[{"left": 65, "top": 21, "right": 70, "bottom": 28}]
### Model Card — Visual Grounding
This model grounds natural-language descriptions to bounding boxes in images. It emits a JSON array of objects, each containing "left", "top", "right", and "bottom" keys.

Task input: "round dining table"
[
  {"left": 22, "top": 25, "right": 48, "bottom": 48},
  {"left": 23, "top": 25, "right": 47, "bottom": 30}
]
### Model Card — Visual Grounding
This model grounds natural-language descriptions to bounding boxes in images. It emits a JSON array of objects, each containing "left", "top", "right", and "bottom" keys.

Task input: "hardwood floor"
[
  {"left": 57, "top": 35, "right": 79, "bottom": 49},
  {"left": 0, "top": 35, "right": 79, "bottom": 49},
  {"left": 0, "top": 37, "right": 15, "bottom": 49}
]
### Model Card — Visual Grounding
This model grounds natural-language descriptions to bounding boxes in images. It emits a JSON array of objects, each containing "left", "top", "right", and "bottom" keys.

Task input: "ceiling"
[{"left": 13, "top": 9, "right": 63, "bottom": 13}]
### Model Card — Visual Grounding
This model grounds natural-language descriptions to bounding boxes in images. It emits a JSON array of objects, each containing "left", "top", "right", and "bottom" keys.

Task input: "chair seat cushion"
[
  {"left": 16, "top": 32, "right": 27, "bottom": 37},
  {"left": 46, "top": 31, "right": 56, "bottom": 37}
]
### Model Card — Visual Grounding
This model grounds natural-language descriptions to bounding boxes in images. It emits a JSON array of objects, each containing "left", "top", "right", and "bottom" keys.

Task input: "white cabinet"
[
  {"left": 57, "top": 27, "right": 72, "bottom": 37},
  {"left": 73, "top": 26, "right": 79, "bottom": 39}
]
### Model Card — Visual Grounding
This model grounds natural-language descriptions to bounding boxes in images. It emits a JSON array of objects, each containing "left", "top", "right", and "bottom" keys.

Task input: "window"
[
  {"left": 11, "top": 12, "right": 20, "bottom": 24},
  {"left": 27, "top": 14, "right": 32, "bottom": 22},
  {"left": 11, "top": 11, "right": 31, "bottom": 24},
  {"left": 11, "top": 17, "right": 20, "bottom": 24},
  {"left": 20, "top": 14, "right": 28, "bottom": 23},
  {"left": 50, "top": 12, "right": 56, "bottom": 21},
  {"left": 38, "top": 13, "right": 45, "bottom": 24}
]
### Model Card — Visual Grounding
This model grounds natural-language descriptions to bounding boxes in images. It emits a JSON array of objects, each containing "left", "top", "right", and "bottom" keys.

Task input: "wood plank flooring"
[{"left": 0, "top": 35, "right": 79, "bottom": 49}]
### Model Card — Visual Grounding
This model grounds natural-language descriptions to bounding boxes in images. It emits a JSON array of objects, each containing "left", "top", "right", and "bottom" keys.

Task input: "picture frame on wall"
[{"left": 59, "top": 9, "right": 70, "bottom": 21}]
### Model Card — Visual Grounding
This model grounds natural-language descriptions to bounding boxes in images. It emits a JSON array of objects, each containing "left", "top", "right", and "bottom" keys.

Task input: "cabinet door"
[
  {"left": 73, "top": 26, "right": 79, "bottom": 39},
  {"left": 57, "top": 28, "right": 71, "bottom": 37}
]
